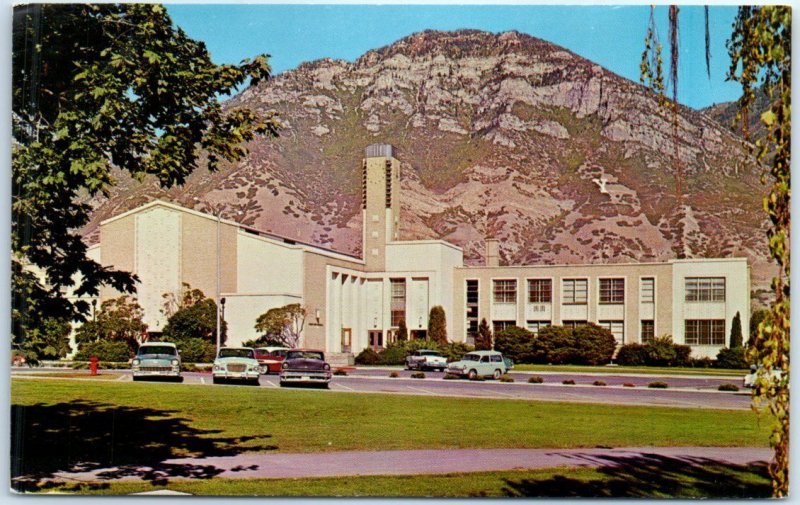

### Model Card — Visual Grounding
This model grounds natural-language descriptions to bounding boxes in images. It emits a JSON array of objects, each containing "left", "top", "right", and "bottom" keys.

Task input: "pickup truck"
[{"left": 405, "top": 349, "right": 447, "bottom": 371}]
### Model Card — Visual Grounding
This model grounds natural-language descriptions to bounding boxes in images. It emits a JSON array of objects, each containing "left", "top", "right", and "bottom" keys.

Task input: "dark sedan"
[{"left": 279, "top": 349, "right": 332, "bottom": 388}]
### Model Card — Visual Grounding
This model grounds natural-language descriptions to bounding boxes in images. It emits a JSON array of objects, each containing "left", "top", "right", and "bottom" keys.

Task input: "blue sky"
[{"left": 167, "top": 4, "right": 742, "bottom": 109}]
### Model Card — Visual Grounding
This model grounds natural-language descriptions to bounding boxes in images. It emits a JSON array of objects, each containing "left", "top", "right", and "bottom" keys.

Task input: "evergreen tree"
[
  {"left": 730, "top": 311, "right": 743, "bottom": 348},
  {"left": 475, "top": 318, "right": 493, "bottom": 350},
  {"left": 427, "top": 306, "right": 447, "bottom": 345},
  {"left": 397, "top": 319, "right": 408, "bottom": 342}
]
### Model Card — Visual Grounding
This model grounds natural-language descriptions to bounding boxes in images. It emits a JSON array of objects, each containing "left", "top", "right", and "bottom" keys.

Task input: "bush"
[
  {"left": 443, "top": 373, "right": 460, "bottom": 380},
  {"left": 528, "top": 376, "right": 544, "bottom": 384},
  {"left": 499, "top": 374, "right": 514, "bottom": 383},
  {"left": 469, "top": 375, "right": 485, "bottom": 382},
  {"left": 571, "top": 324, "right": 616, "bottom": 365},
  {"left": 355, "top": 348, "right": 380, "bottom": 365},
  {"left": 333, "top": 369, "right": 348, "bottom": 376},
  {"left": 648, "top": 381, "right": 669, "bottom": 389},
  {"left": 377, "top": 344, "right": 407, "bottom": 366},
  {"left": 173, "top": 338, "right": 216, "bottom": 363},
  {"left": 562, "top": 379, "right": 575, "bottom": 385},
  {"left": 389, "top": 371, "right": 399, "bottom": 378},
  {"left": 494, "top": 326, "right": 535, "bottom": 363},
  {"left": 716, "top": 347, "right": 748, "bottom": 370},
  {"left": 593, "top": 380, "right": 607, "bottom": 386},
  {"left": 441, "top": 342, "right": 473, "bottom": 362},
  {"left": 644, "top": 336, "right": 679, "bottom": 366},
  {"left": 616, "top": 344, "right": 649, "bottom": 366},
  {"left": 690, "top": 357, "right": 714, "bottom": 368},
  {"left": 673, "top": 344, "right": 693, "bottom": 367},
  {"left": 718, "top": 383, "right": 740, "bottom": 392},
  {"left": 623, "top": 382, "right": 635, "bottom": 387},
  {"left": 74, "top": 340, "right": 132, "bottom": 362},
  {"left": 410, "top": 372, "right": 425, "bottom": 379},
  {"left": 533, "top": 326, "right": 575, "bottom": 364}
]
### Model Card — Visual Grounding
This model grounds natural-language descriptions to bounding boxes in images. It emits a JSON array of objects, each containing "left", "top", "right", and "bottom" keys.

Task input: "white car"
[
  {"left": 213, "top": 347, "right": 261, "bottom": 385},
  {"left": 405, "top": 349, "right": 447, "bottom": 371},
  {"left": 743, "top": 365, "right": 782, "bottom": 388}
]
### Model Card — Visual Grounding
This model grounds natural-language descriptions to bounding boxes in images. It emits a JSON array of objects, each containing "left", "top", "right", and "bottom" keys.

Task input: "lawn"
[
  {"left": 45, "top": 463, "right": 771, "bottom": 498},
  {"left": 11, "top": 378, "right": 772, "bottom": 493}
]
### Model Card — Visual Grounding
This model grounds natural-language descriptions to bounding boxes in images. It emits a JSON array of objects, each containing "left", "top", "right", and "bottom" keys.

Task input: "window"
[
  {"left": 641, "top": 320, "right": 655, "bottom": 343},
  {"left": 493, "top": 320, "right": 515, "bottom": 333},
  {"left": 526, "top": 320, "right": 551, "bottom": 335},
  {"left": 599, "top": 320, "right": 625, "bottom": 343},
  {"left": 390, "top": 279, "right": 406, "bottom": 327},
  {"left": 562, "top": 320, "right": 588, "bottom": 329},
  {"left": 640, "top": 277, "right": 655, "bottom": 303},
  {"left": 491, "top": 355, "right": 503, "bottom": 363},
  {"left": 685, "top": 320, "right": 725, "bottom": 345},
  {"left": 528, "top": 279, "right": 552, "bottom": 303},
  {"left": 466, "top": 280, "right": 479, "bottom": 341},
  {"left": 685, "top": 277, "right": 726, "bottom": 302},
  {"left": 562, "top": 279, "right": 588, "bottom": 304},
  {"left": 493, "top": 280, "right": 517, "bottom": 304},
  {"left": 599, "top": 278, "right": 625, "bottom": 304}
]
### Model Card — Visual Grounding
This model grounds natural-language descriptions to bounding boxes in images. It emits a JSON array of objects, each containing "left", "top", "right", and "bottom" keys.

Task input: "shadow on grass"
[
  {"left": 11, "top": 400, "right": 277, "bottom": 492},
  {"left": 501, "top": 452, "right": 771, "bottom": 498}
]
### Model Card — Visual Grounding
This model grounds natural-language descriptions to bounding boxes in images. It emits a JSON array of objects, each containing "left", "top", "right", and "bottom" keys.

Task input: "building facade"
[{"left": 84, "top": 144, "right": 750, "bottom": 360}]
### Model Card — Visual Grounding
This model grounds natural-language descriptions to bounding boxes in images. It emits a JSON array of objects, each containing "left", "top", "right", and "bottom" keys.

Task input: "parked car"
[
  {"left": 132, "top": 342, "right": 182, "bottom": 382},
  {"left": 279, "top": 349, "right": 332, "bottom": 388},
  {"left": 212, "top": 347, "right": 261, "bottom": 385},
  {"left": 405, "top": 349, "right": 447, "bottom": 371},
  {"left": 254, "top": 346, "right": 291, "bottom": 374},
  {"left": 743, "top": 364, "right": 782, "bottom": 388},
  {"left": 446, "top": 350, "right": 509, "bottom": 380}
]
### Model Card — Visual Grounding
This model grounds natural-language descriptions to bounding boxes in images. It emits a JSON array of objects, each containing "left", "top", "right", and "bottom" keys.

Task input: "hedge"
[
  {"left": 74, "top": 340, "right": 132, "bottom": 362},
  {"left": 496, "top": 323, "right": 615, "bottom": 366}
]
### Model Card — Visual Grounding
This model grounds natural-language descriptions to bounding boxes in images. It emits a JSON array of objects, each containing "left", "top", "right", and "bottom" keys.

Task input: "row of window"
[
  {"left": 487, "top": 319, "right": 724, "bottom": 345},
  {"left": 483, "top": 276, "right": 725, "bottom": 305}
]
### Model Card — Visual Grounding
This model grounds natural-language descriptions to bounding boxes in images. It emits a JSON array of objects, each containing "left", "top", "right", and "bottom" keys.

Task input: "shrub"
[
  {"left": 673, "top": 344, "right": 693, "bottom": 367},
  {"left": 562, "top": 379, "right": 575, "bottom": 385},
  {"left": 389, "top": 371, "right": 399, "bottom": 378},
  {"left": 441, "top": 342, "right": 473, "bottom": 362},
  {"left": 333, "top": 369, "right": 348, "bottom": 376},
  {"left": 469, "top": 375, "right": 485, "bottom": 382},
  {"left": 427, "top": 306, "right": 447, "bottom": 345},
  {"left": 644, "top": 336, "right": 679, "bottom": 366},
  {"left": 377, "top": 344, "right": 407, "bottom": 366},
  {"left": 74, "top": 340, "right": 132, "bottom": 362},
  {"left": 533, "top": 326, "right": 575, "bottom": 364},
  {"left": 616, "top": 343, "right": 649, "bottom": 366},
  {"left": 475, "top": 318, "right": 493, "bottom": 351},
  {"left": 648, "top": 381, "right": 669, "bottom": 389},
  {"left": 690, "top": 357, "right": 714, "bottom": 368},
  {"left": 718, "top": 383, "right": 740, "bottom": 392},
  {"left": 528, "top": 376, "right": 544, "bottom": 384},
  {"left": 729, "top": 312, "right": 743, "bottom": 349},
  {"left": 571, "top": 324, "right": 616, "bottom": 365},
  {"left": 173, "top": 337, "right": 216, "bottom": 363},
  {"left": 623, "top": 382, "right": 635, "bottom": 387},
  {"left": 716, "top": 347, "right": 748, "bottom": 370},
  {"left": 499, "top": 374, "right": 514, "bottom": 383},
  {"left": 402, "top": 339, "right": 441, "bottom": 353},
  {"left": 593, "top": 380, "right": 607, "bottom": 386},
  {"left": 355, "top": 348, "right": 380, "bottom": 365},
  {"left": 410, "top": 372, "right": 425, "bottom": 379},
  {"left": 494, "top": 326, "right": 535, "bottom": 363},
  {"left": 443, "top": 373, "right": 460, "bottom": 380}
]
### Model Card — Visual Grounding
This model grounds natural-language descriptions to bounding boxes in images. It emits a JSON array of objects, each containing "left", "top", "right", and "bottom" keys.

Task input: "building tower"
[{"left": 362, "top": 143, "right": 400, "bottom": 272}]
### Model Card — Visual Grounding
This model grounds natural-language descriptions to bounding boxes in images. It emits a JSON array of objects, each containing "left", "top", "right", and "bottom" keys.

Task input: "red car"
[{"left": 254, "top": 347, "right": 290, "bottom": 374}]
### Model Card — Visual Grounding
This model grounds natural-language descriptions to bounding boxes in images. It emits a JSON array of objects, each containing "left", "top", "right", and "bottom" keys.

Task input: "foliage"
[
  {"left": 648, "top": 382, "right": 669, "bottom": 389},
  {"left": 14, "top": 317, "right": 72, "bottom": 365},
  {"left": 73, "top": 340, "right": 132, "bottom": 362},
  {"left": 427, "top": 306, "right": 448, "bottom": 345},
  {"left": 442, "top": 373, "right": 459, "bottom": 380},
  {"left": 593, "top": 380, "right": 607, "bottom": 387},
  {"left": 719, "top": 383, "right": 741, "bottom": 392},
  {"left": 475, "top": 318, "right": 493, "bottom": 351},
  {"left": 161, "top": 283, "right": 207, "bottom": 320},
  {"left": 499, "top": 374, "right": 514, "bottom": 383},
  {"left": 254, "top": 304, "right": 307, "bottom": 348},
  {"left": 333, "top": 369, "right": 348, "bottom": 376},
  {"left": 74, "top": 296, "right": 147, "bottom": 354},
  {"left": 727, "top": 6, "right": 791, "bottom": 495},
  {"left": 441, "top": 342, "right": 474, "bottom": 362},
  {"left": 531, "top": 325, "right": 576, "bottom": 364},
  {"left": 410, "top": 372, "right": 425, "bottom": 379},
  {"left": 716, "top": 347, "right": 749, "bottom": 370},
  {"left": 571, "top": 324, "right": 617, "bottom": 366},
  {"left": 162, "top": 294, "right": 226, "bottom": 346},
  {"left": 748, "top": 309, "right": 770, "bottom": 346},
  {"left": 11, "top": 4, "right": 279, "bottom": 348},
  {"left": 396, "top": 320, "right": 408, "bottom": 342},
  {"left": 377, "top": 344, "right": 407, "bottom": 366},
  {"left": 615, "top": 337, "right": 692, "bottom": 367},
  {"left": 615, "top": 343, "right": 649, "bottom": 366},
  {"left": 623, "top": 383, "right": 635, "bottom": 388},
  {"left": 171, "top": 338, "right": 216, "bottom": 364},
  {"left": 354, "top": 348, "right": 380, "bottom": 366},
  {"left": 493, "top": 326, "right": 535, "bottom": 363},
  {"left": 562, "top": 379, "right": 575, "bottom": 385},
  {"left": 730, "top": 312, "right": 743, "bottom": 348},
  {"left": 528, "top": 376, "right": 544, "bottom": 384},
  {"left": 389, "top": 372, "right": 399, "bottom": 378}
]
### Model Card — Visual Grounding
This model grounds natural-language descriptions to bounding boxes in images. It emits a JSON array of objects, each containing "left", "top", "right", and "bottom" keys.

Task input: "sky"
[{"left": 167, "top": 4, "right": 743, "bottom": 110}]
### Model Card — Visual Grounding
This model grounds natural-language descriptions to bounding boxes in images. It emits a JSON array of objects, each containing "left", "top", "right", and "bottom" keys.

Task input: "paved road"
[
  {"left": 12, "top": 367, "right": 753, "bottom": 410},
  {"left": 45, "top": 446, "right": 771, "bottom": 483}
]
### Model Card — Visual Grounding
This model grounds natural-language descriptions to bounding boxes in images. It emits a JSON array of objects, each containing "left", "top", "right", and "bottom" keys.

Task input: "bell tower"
[{"left": 362, "top": 143, "right": 400, "bottom": 272}]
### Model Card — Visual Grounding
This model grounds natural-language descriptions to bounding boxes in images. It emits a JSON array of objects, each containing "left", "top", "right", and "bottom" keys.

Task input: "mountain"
[
  {"left": 702, "top": 88, "right": 771, "bottom": 142},
  {"left": 81, "top": 30, "right": 775, "bottom": 298}
]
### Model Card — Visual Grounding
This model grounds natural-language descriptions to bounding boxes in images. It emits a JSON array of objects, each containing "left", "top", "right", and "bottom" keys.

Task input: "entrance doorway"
[
  {"left": 368, "top": 330, "right": 384, "bottom": 350},
  {"left": 410, "top": 329, "right": 428, "bottom": 340},
  {"left": 341, "top": 328, "right": 352, "bottom": 353}
]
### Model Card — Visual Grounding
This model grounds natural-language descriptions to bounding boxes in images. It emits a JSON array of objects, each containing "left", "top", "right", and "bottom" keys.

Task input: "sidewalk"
[{"left": 48, "top": 447, "right": 771, "bottom": 483}]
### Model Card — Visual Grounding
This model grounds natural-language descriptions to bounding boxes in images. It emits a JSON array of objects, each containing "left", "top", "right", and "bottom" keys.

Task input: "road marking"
[
  {"left": 491, "top": 390, "right": 515, "bottom": 397},
  {"left": 262, "top": 379, "right": 278, "bottom": 388},
  {"left": 116, "top": 374, "right": 128, "bottom": 381},
  {"left": 200, "top": 377, "right": 206, "bottom": 385},
  {"left": 334, "top": 383, "right": 355, "bottom": 391},
  {"left": 406, "top": 385, "right": 434, "bottom": 395}
]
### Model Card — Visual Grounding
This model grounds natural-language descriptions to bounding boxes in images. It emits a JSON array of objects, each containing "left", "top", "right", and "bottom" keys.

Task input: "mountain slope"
[{"left": 82, "top": 30, "right": 774, "bottom": 295}]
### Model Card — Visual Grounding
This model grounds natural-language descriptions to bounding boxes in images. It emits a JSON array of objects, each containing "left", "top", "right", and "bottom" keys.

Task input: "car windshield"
[
  {"left": 218, "top": 348, "right": 254, "bottom": 359},
  {"left": 287, "top": 351, "right": 324, "bottom": 360},
  {"left": 138, "top": 345, "right": 176, "bottom": 356},
  {"left": 462, "top": 354, "right": 481, "bottom": 361},
  {"left": 421, "top": 351, "right": 442, "bottom": 356}
]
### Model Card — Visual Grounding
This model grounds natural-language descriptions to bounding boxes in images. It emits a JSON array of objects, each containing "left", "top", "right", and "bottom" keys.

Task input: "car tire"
[
  {"left": 250, "top": 378, "right": 260, "bottom": 386},
  {"left": 132, "top": 376, "right": 141, "bottom": 382},
  {"left": 493, "top": 369, "right": 502, "bottom": 380},
  {"left": 212, "top": 377, "right": 222, "bottom": 385},
  {"left": 279, "top": 381, "right": 287, "bottom": 388},
  {"left": 175, "top": 376, "right": 184, "bottom": 383},
  {"left": 467, "top": 369, "right": 478, "bottom": 380}
]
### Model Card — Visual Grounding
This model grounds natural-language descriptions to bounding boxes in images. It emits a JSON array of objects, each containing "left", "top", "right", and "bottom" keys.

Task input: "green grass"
[
  {"left": 42, "top": 464, "right": 771, "bottom": 498},
  {"left": 511, "top": 364, "right": 747, "bottom": 376}
]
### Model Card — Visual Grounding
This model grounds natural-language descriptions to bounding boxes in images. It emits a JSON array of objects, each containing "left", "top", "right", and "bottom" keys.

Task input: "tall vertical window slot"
[
  {"left": 361, "top": 160, "right": 367, "bottom": 209},
  {"left": 640, "top": 277, "right": 655, "bottom": 303},
  {"left": 466, "top": 280, "right": 479, "bottom": 342},
  {"left": 528, "top": 279, "right": 552, "bottom": 303},
  {"left": 493, "top": 280, "right": 517, "bottom": 303},
  {"left": 385, "top": 160, "right": 392, "bottom": 208},
  {"left": 641, "top": 320, "right": 655, "bottom": 343},
  {"left": 390, "top": 279, "right": 406, "bottom": 327}
]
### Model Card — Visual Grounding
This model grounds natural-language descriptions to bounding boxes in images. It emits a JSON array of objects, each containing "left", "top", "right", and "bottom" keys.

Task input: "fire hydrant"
[{"left": 89, "top": 356, "right": 99, "bottom": 376}]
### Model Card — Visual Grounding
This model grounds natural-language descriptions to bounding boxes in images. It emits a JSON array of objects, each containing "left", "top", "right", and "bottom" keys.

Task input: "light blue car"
[
  {"left": 213, "top": 347, "right": 261, "bottom": 385},
  {"left": 132, "top": 342, "right": 182, "bottom": 382},
  {"left": 446, "top": 350, "right": 509, "bottom": 380}
]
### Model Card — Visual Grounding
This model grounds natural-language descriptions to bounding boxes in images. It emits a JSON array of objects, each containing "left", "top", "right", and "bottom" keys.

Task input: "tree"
[
  {"left": 749, "top": 309, "right": 770, "bottom": 346},
  {"left": 12, "top": 4, "right": 280, "bottom": 350},
  {"left": 397, "top": 319, "right": 408, "bottom": 342},
  {"left": 571, "top": 324, "right": 617, "bottom": 366},
  {"left": 162, "top": 297, "right": 227, "bottom": 345},
  {"left": 493, "top": 326, "right": 534, "bottom": 363},
  {"left": 13, "top": 317, "right": 72, "bottom": 364},
  {"left": 475, "top": 318, "right": 493, "bottom": 351},
  {"left": 729, "top": 312, "right": 743, "bottom": 349},
  {"left": 427, "top": 306, "right": 447, "bottom": 345},
  {"left": 74, "top": 296, "right": 147, "bottom": 353},
  {"left": 161, "top": 283, "right": 207, "bottom": 320},
  {"left": 254, "top": 304, "right": 307, "bottom": 348}
]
